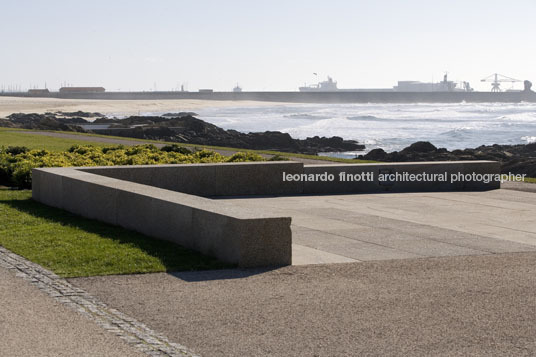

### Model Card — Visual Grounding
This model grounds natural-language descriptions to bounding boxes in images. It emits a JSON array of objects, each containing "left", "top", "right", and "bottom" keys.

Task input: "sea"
[{"left": 141, "top": 102, "right": 536, "bottom": 159}]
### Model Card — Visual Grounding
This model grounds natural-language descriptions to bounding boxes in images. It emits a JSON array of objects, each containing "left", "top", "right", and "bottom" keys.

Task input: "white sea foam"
[
  {"left": 153, "top": 102, "right": 536, "bottom": 158},
  {"left": 522, "top": 136, "right": 536, "bottom": 144}
]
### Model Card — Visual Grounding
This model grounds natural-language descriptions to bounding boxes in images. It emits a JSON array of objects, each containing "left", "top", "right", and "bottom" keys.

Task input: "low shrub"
[
  {"left": 5, "top": 146, "right": 29, "bottom": 155},
  {"left": 0, "top": 144, "right": 264, "bottom": 189},
  {"left": 268, "top": 154, "right": 288, "bottom": 161},
  {"left": 226, "top": 151, "right": 267, "bottom": 162},
  {"left": 160, "top": 144, "right": 192, "bottom": 155}
]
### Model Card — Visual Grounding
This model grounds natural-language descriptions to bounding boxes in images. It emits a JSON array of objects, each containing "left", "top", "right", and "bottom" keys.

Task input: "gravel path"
[{"left": 71, "top": 252, "right": 536, "bottom": 357}]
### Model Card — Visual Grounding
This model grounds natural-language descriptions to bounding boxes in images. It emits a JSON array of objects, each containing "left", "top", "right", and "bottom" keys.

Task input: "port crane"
[{"left": 481, "top": 73, "right": 523, "bottom": 92}]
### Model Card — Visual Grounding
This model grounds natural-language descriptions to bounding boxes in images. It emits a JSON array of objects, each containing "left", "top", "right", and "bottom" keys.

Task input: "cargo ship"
[{"left": 299, "top": 74, "right": 471, "bottom": 92}]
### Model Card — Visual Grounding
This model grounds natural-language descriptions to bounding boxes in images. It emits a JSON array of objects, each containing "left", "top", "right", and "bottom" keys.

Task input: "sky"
[{"left": 1, "top": 0, "right": 536, "bottom": 92}]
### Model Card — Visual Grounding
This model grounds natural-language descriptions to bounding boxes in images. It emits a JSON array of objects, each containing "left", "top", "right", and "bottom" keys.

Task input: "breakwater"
[{"left": 3, "top": 90, "right": 536, "bottom": 103}]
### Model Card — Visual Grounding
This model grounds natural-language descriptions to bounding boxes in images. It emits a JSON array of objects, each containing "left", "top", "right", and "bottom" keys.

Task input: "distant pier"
[{"left": 2, "top": 90, "right": 536, "bottom": 103}]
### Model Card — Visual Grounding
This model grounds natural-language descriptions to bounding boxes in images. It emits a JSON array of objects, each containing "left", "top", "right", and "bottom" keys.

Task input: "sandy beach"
[{"left": 0, "top": 96, "right": 283, "bottom": 118}]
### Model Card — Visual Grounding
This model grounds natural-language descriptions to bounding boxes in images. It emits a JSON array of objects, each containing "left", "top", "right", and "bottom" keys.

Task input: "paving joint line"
[{"left": 0, "top": 245, "right": 199, "bottom": 357}]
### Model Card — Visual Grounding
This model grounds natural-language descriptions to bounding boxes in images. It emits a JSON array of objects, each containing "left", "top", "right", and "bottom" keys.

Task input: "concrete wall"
[
  {"left": 80, "top": 162, "right": 303, "bottom": 197},
  {"left": 81, "top": 160, "right": 500, "bottom": 196},
  {"left": 302, "top": 161, "right": 501, "bottom": 194},
  {"left": 32, "top": 167, "right": 292, "bottom": 268}
]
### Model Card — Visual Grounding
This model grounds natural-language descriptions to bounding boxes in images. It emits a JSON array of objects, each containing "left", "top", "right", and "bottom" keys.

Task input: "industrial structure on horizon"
[
  {"left": 2, "top": 72, "right": 534, "bottom": 103},
  {"left": 299, "top": 74, "right": 472, "bottom": 92},
  {"left": 58, "top": 86, "right": 105, "bottom": 94}
]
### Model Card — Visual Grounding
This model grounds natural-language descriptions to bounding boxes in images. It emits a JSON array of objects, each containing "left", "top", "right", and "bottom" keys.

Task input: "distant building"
[
  {"left": 198, "top": 89, "right": 214, "bottom": 93},
  {"left": 27, "top": 89, "right": 50, "bottom": 96},
  {"left": 59, "top": 87, "right": 105, "bottom": 93}
]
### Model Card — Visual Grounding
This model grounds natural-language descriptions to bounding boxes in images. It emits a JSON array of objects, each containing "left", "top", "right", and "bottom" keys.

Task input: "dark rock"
[
  {"left": 2, "top": 113, "right": 88, "bottom": 132},
  {"left": 502, "top": 159, "right": 536, "bottom": 177},
  {"left": 56, "top": 110, "right": 104, "bottom": 118},
  {"left": 94, "top": 116, "right": 365, "bottom": 154},
  {"left": 360, "top": 148, "right": 387, "bottom": 161},
  {"left": 161, "top": 112, "right": 198, "bottom": 117},
  {"left": 1, "top": 111, "right": 365, "bottom": 155},
  {"left": 402, "top": 141, "right": 438, "bottom": 153},
  {"left": 358, "top": 141, "right": 536, "bottom": 177}
]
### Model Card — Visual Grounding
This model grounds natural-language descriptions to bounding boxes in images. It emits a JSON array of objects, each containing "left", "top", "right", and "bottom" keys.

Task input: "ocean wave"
[
  {"left": 439, "top": 127, "right": 477, "bottom": 139},
  {"left": 521, "top": 136, "right": 536, "bottom": 144},
  {"left": 498, "top": 112, "right": 536, "bottom": 122},
  {"left": 346, "top": 115, "right": 380, "bottom": 121},
  {"left": 194, "top": 102, "right": 536, "bottom": 152},
  {"left": 284, "top": 113, "right": 331, "bottom": 120}
]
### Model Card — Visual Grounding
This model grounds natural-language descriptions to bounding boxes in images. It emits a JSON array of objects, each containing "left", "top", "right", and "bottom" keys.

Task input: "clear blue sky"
[{"left": 2, "top": 0, "right": 535, "bottom": 91}]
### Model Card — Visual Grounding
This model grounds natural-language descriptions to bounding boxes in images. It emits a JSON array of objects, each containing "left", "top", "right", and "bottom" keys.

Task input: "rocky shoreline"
[
  {"left": 1, "top": 112, "right": 364, "bottom": 155},
  {"left": 358, "top": 141, "right": 536, "bottom": 177},
  {"left": 1, "top": 111, "right": 534, "bottom": 177}
]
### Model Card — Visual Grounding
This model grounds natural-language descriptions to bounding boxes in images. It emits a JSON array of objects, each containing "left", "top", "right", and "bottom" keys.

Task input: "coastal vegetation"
[
  {"left": 0, "top": 129, "right": 261, "bottom": 277},
  {"left": 0, "top": 144, "right": 265, "bottom": 189},
  {"left": 0, "top": 126, "right": 375, "bottom": 163}
]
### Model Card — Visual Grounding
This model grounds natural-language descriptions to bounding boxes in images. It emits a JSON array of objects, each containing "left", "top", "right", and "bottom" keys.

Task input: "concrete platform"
[
  {"left": 219, "top": 188, "right": 536, "bottom": 264},
  {"left": 33, "top": 161, "right": 506, "bottom": 267}
]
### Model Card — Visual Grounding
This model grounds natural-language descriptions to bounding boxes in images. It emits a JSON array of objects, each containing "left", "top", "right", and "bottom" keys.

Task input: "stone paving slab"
[
  {"left": 291, "top": 244, "right": 358, "bottom": 265},
  {"left": 502, "top": 181, "right": 536, "bottom": 193},
  {"left": 221, "top": 189, "right": 536, "bottom": 265}
]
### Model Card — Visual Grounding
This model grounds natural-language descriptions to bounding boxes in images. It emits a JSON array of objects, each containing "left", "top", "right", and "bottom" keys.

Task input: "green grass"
[
  {"left": 0, "top": 127, "right": 109, "bottom": 151},
  {"left": 0, "top": 190, "right": 232, "bottom": 277}
]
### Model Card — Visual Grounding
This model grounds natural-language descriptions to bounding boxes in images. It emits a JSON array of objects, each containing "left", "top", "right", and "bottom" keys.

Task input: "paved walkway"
[
  {"left": 219, "top": 188, "right": 536, "bottom": 264},
  {"left": 71, "top": 251, "right": 536, "bottom": 357},
  {"left": 0, "top": 246, "right": 197, "bottom": 357},
  {"left": 0, "top": 265, "right": 145, "bottom": 357},
  {"left": 503, "top": 180, "right": 536, "bottom": 193},
  {"left": 67, "top": 187, "right": 536, "bottom": 356}
]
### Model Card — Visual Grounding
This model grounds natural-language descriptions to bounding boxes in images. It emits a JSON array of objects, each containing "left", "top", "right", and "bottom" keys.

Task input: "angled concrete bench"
[
  {"left": 32, "top": 162, "right": 302, "bottom": 268},
  {"left": 32, "top": 160, "right": 500, "bottom": 268}
]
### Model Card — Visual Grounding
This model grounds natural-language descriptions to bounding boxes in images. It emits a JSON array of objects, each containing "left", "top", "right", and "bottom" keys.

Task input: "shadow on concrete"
[
  {"left": 168, "top": 267, "right": 280, "bottom": 282},
  {"left": 212, "top": 188, "right": 501, "bottom": 201},
  {"left": 1, "top": 195, "right": 234, "bottom": 273}
]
